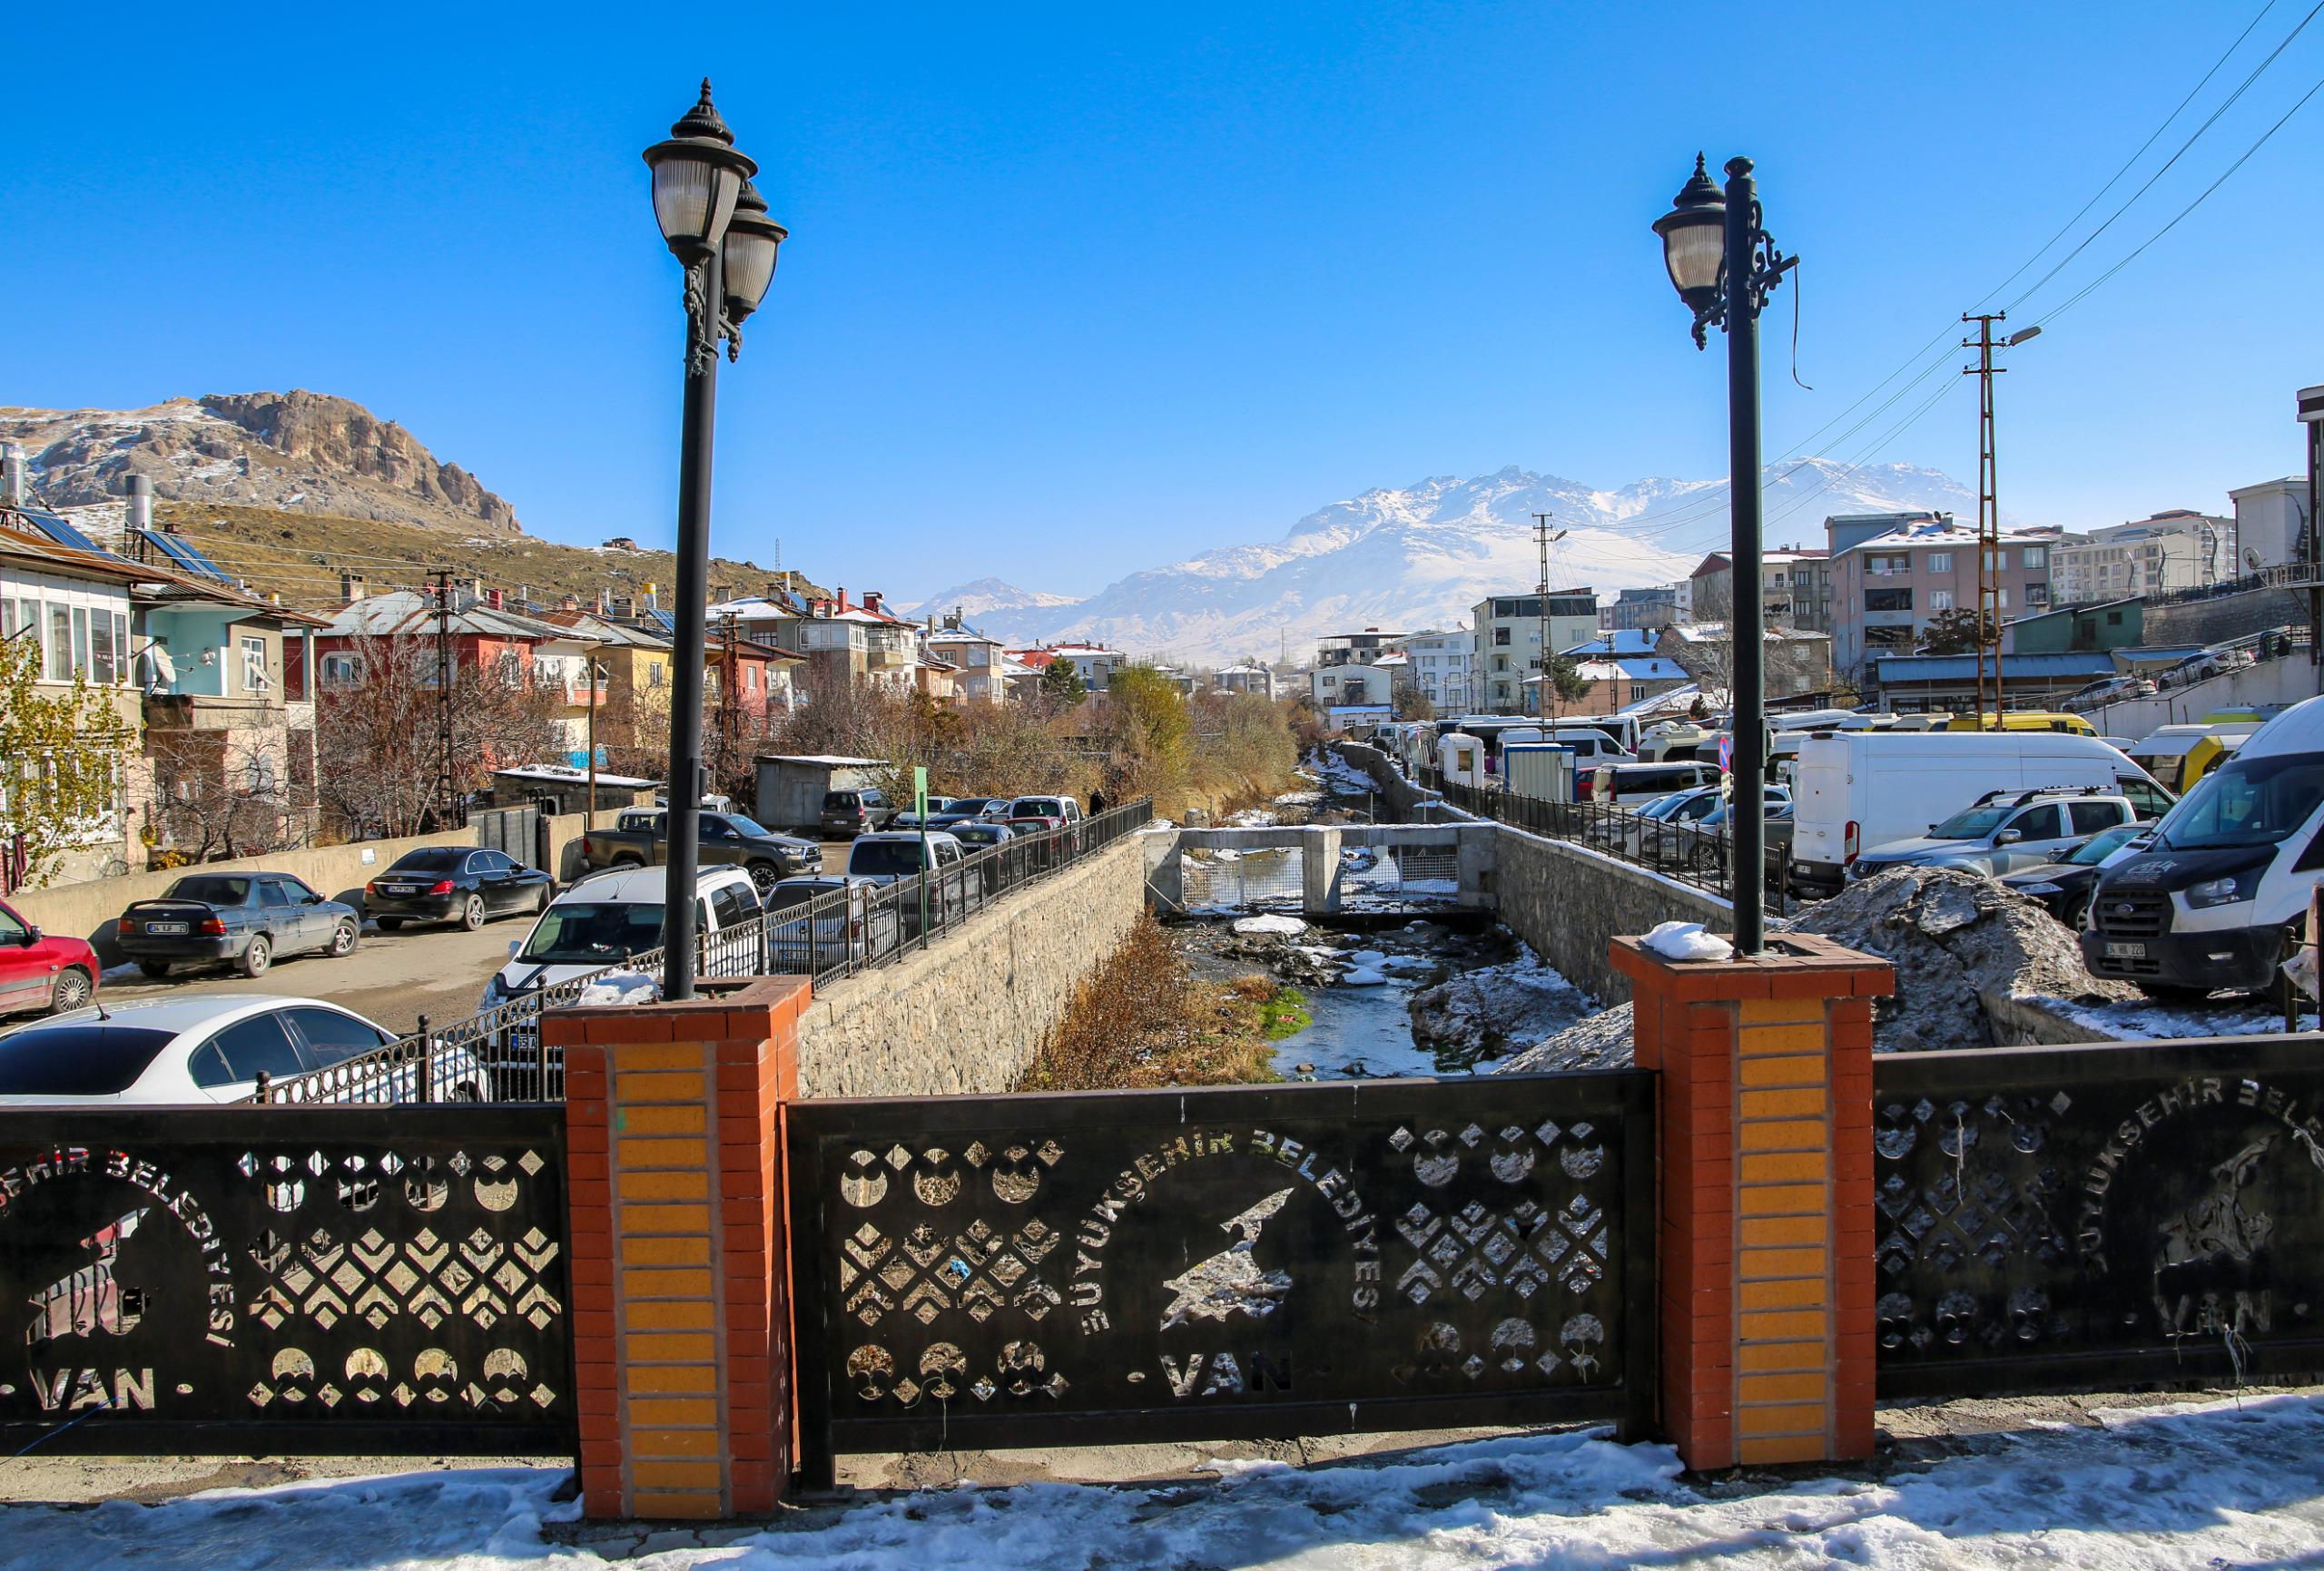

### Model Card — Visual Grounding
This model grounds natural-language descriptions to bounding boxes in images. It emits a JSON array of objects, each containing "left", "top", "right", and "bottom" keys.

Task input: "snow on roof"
[
  {"left": 1620, "top": 682, "right": 1700, "bottom": 716},
  {"left": 1831, "top": 520, "right": 2066, "bottom": 558},
  {"left": 758, "top": 754, "right": 888, "bottom": 768},
  {"left": 494, "top": 763, "right": 659, "bottom": 788},
  {"left": 706, "top": 595, "right": 796, "bottom": 620},
  {"left": 324, "top": 590, "right": 589, "bottom": 643}
]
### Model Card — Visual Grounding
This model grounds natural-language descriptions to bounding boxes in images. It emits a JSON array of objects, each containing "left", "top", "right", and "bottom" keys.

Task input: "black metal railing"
[
  {"left": 251, "top": 798, "right": 1156, "bottom": 1105},
  {"left": 1434, "top": 779, "right": 1788, "bottom": 911}
]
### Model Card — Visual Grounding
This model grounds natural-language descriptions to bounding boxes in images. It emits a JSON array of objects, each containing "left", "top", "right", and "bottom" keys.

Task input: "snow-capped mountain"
[
  {"left": 905, "top": 576, "right": 1081, "bottom": 623},
  {"left": 952, "top": 460, "right": 1977, "bottom": 663}
]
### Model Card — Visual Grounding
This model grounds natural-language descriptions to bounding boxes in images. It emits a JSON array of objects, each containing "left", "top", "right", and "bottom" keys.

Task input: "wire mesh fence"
[{"left": 250, "top": 798, "right": 1156, "bottom": 1105}]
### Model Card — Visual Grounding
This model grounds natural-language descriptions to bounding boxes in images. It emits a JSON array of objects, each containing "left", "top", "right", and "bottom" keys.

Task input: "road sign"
[{"left": 1717, "top": 734, "right": 1734, "bottom": 773}]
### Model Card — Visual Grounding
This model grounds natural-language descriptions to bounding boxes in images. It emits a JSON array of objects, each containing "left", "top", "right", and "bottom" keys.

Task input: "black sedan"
[
  {"left": 1996, "top": 823, "right": 2150, "bottom": 928},
  {"left": 365, "top": 847, "right": 553, "bottom": 932},
  {"left": 117, "top": 872, "right": 362, "bottom": 979}
]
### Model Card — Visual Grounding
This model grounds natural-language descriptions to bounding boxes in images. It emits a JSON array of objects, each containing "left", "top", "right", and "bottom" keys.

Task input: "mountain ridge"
[{"left": 915, "top": 459, "right": 1977, "bottom": 662}]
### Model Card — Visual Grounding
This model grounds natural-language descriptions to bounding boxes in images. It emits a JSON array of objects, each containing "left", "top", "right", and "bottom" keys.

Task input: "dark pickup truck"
[{"left": 577, "top": 809, "right": 820, "bottom": 893}]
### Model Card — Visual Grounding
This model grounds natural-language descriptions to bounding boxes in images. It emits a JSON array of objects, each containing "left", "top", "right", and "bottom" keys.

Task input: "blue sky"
[{"left": 8, "top": 2, "right": 2321, "bottom": 601}]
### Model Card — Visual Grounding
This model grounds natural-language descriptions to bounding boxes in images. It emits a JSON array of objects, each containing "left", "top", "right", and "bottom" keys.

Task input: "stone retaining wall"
[
  {"left": 793, "top": 834, "right": 1147, "bottom": 1097},
  {"left": 1490, "top": 823, "right": 1731, "bottom": 1005},
  {"left": 1334, "top": 741, "right": 1445, "bottom": 820}
]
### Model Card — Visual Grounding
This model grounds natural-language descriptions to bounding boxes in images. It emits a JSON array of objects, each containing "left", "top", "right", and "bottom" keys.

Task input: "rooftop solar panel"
[
  {"left": 139, "top": 528, "right": 233, "bottom": 584},
  {"left": 18, "top": 509, "right": 106, "bottom": 555},
  {"left": 645, "top": 609, "right": 677, "bottom": 636}
]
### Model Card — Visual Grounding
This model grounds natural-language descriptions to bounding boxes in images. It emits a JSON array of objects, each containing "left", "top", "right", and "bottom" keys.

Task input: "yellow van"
[
  {"left": 1941, "top": 712, "right": 2098, "bottom": 737},
  {"left": 2126, "top": 722, "right": 2257, "bottom": 794}
]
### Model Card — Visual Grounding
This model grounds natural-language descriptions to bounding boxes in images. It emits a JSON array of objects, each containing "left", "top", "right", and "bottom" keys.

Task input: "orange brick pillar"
[
  {"left": 1613, "top": 931, "right": 1892, "bottom": 1471},
  {"left": 552, "top": 976, "right": 807, "bottom": 1520}
]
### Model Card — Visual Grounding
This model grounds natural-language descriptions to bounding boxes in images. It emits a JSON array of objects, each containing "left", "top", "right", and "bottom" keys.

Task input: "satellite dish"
[
  {"left": 2245, "top": 547, "right": 2265, "bottom": 571},
  {"left": 143, "top": 645, "right": 177, "bottom": 689}
]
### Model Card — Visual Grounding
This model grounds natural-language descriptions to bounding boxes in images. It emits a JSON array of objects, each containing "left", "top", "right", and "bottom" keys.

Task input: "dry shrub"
[{"left": 1023, "top": 915, "right": 1282, "bottom": 1090}]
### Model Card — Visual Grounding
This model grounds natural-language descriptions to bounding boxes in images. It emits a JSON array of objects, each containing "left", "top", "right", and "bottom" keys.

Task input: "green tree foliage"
[
  {"left": 1544, "top": 654, "right": 1593, "bottom": 704},
  {"left": 0, "top": 633, "right": 133, "bottom": 887},
  {"left": 1039, "top": 656, "right": 1088, "bottom": 706},
  {"left": 1917, "top": 607, "right": 1994, "bottom": 656},
  {"left": 1102, "top": 665, "right": 1194, "bottom": 802}
]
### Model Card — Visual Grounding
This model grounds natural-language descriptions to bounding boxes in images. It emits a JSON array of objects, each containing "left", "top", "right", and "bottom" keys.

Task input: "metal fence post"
[{"left": 416, "top": 1014, "right": 434, "bottom": 1105}]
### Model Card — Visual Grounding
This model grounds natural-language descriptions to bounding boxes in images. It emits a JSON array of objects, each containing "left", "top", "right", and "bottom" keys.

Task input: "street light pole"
[
  {"left": 643, "top": 82, "right": 787, "bottom": 998},
  {"left": 1656, "top": 154, "right": 1795, "bottom": 954}
]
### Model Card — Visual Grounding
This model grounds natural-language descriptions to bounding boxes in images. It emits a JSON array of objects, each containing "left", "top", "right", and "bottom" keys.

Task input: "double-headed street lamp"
[
  {"left": 643, "top": 80, "right": 788, "bottom": 998},
  {"left": 1653, "top": 154, "right": 1795, "bottom": 955}
]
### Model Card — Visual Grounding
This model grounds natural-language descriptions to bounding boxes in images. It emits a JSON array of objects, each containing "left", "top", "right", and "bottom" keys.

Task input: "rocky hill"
[{"left": 0, "top": 391, "right": 520, "bottom": 534}]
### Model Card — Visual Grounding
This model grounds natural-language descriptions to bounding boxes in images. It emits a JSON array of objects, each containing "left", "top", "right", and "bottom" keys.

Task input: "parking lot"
[{"left": 74, "top": 837, "right": 864, "bottom": 1036}]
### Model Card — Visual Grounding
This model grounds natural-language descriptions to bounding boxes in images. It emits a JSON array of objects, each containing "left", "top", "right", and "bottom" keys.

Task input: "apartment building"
[
  {"left": 1306, "top": 628, "right": 1402, "bottom": 708},
  {"left": 1470, "top": 591, "right": 1597, "bottom": 712},
  {"left": 1688, "top": 548, "right": 1831, "bottom": 630},
  {"left": 2049, "top": 511, "right": 2236, "bottom": 602},
  {"left": 1393, "top": 628, "right": 1471, "bottom": 711},
  {"left": 1605, "top": 585, "right": 1679, "bottom": 633},
  {"left": 921, "top": 610, "right": 1008, "bottom": 706},
  {"left": 1827, "top": 517, "right": 2070, "bottom": 682},
  {"left": 2229, "top": 476, "right": 2307, "bottom": 571}
]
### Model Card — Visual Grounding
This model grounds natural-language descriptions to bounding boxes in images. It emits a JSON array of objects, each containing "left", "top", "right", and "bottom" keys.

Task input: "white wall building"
[
  {"left": 2049, "top": 511, "right": 2236, "bottom": 603},
  {"left": 1393, "top": 628, "right": 1472, "bottom": 712},
  {"left": 1471, "top": 592, "right": 1597, "bottom": 712},
  {"left": 2228, "top": 477, "right": 2307, "bottom": 573}
]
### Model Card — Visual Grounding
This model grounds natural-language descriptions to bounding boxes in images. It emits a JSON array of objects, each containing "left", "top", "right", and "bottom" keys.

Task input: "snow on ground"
[
  {"left": 1233, "top": 914, "right": 1309, "bottom": 938},
  {"left": 24, "top": 1396, "right": 2324, "bottom": 1570},
  {"left": 2039, "top": 996, "right": 2319, "bottom": 1040}
]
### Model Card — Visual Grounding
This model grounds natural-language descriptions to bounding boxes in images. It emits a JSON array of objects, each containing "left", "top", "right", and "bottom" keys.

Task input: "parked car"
[
  {"left": 1625, "top": 787, "right": 1790, "bottom": 860},
  {"left": 1850, "top": 788, "right": 2142, "bottom": 880},
  {"left": 1583, "top": 762, "right": 1718, "bottom": 809},
  {"left": 947, "top": 820, "right": 1016, "bottom": 892},
  {"left": 763, "top": 874, "right": 901, "bottom": 971},
  {"left": 365, "top": 846, "right": 553, "bottom": 932},
  {"left": 579, "top": 808, "right": 819, "bottom": 891},
  {"left": 0, "top": 995, "right": 475, "bottom": 1105},
  {"left": 2083, "top": 695, "right": 2324, "bottom": 999},
  {"left": 0, "top": 896, "right": 98, "bottom": 1016},
  {"left": 1789, "top": 731, "right": 2174, "bottom": 896},
  {"left": 888, "top": 796, "right": 959, "bottom": 830},
  {"left": 116, "top": 872, "right": 361, "bottom": 980},
  {"left": 477, "top": 865, "right": 765, "bottom": 1096},
  {"left": 921, "top": 796, "right": 1015, "bottom": 830},
  {"left": 1996, "top": 822, "right": 2151, "bottom": 928},
  {"left": 1004, "top": 795, "right": 1083, "bottom": 834},
  {"left": 821, "top": 787, "right": 897, "bottom": 838},
  {"left": 845, "top": 830, "right": 969, "bottom": 885}
]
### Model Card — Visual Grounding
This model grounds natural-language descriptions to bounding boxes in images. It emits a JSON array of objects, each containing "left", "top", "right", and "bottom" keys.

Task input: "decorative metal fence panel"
[
  {"left": 1179, "top": 845, "right": 1305, "bottom": 910},
  {"left": 0, "top": 1106, "right": 572, "bottom": 1455},
  {"left": 1873, "top": 1035, "right": 2324, "bottom": 1399},
  {"left": 788, "top": 1072, "right": 1654, "bottom": 1471}
]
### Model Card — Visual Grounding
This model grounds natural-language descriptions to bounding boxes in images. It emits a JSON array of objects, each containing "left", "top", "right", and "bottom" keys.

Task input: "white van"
[
  {"left": 1542, "top": 726, "right": 1636, "bottom": 763},
  {"left": 1790, "top": 731, "right": 2173, "bottom": 896},
  {"left": 2083, "top": 696, "right": 2324, "bottom": 998}
]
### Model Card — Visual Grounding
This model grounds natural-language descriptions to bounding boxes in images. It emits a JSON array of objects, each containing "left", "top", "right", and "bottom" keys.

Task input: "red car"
[{"left": 0, "top": 896, "right": 98, "bottom": 1016}]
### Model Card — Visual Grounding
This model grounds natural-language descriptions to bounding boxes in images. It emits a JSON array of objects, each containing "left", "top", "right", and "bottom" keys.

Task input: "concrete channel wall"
[
  {"left": 1488, "top": 825, "right": 1731, "bottom": 1006},
  {"left": 1335, "top": 741, "right": 1449, "bottom": 820},
  {"left": 793, "top": 832, "right": 1147, "bottom": 1098}
]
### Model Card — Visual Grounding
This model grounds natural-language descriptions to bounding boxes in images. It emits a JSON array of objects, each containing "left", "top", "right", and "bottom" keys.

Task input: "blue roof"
[{"left": 1876, "top": 652, "right": 2116, "bottom": 682}]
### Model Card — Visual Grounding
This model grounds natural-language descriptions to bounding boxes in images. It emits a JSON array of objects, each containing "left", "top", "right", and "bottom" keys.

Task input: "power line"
[{"left": 2004, "top": 0, "right": 2324, "bottom": 313}]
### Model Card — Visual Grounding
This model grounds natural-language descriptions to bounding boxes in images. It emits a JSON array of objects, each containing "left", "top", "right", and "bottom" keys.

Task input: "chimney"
[
  {"left": 340, "top": 572, "right": 367, "bottom": 605},
  {"left": 486, "top": 587, "right": 505, "bottom": 611},
  {"left": 834, "top": 586, "right": 847, "bottom": 612},
  {"left": 560, "top": 593, "right": 581, "bottom": 611},
  {"left": 863, "top": 591, "right": 883, "bottom": 615},
  {"left": 763, "top": 580, "right": 785, "bottom": 600},
  {"left": 0, "top": 442, "right": 24, "bottom": 507},
  {"left": 125, "top": 475, "right": 153, "bottom": 535}
]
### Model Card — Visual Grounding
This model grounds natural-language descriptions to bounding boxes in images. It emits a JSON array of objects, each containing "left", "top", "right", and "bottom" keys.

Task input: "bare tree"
[
  {"left": 147, "top": 731, "right": 310, "bottom": 863},
  {"left": 313, "top": 633, "right": 563, "bottom": 840}
]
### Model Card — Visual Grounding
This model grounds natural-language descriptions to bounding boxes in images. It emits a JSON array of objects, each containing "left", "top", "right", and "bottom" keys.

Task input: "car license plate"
[
  {"left": 2104, "top": 941, "right": 2146, "bottom": 959},
  {"left": 145, "top": 920, "right": 189, "bottom": 935},
  {"left": 383, "top": 884, "right": 417, "bottom": 896}
]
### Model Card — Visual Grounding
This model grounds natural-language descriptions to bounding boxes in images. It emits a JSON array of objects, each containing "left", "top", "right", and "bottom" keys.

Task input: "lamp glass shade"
[
  {"left": 721, "top": 220, "right": 783, "bottom": 316},
  {"left": 651, "top": 153, "right": 744, "bottom": 251},
  {"left": 1655, "top": 208, "right": 1725, "bottom": 302}
]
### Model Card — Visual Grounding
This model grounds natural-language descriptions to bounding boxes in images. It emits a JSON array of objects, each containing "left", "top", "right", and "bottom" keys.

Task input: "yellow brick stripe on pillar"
[{"left": 1731, "top": 997, "right": 1834, "bottom": 1465}]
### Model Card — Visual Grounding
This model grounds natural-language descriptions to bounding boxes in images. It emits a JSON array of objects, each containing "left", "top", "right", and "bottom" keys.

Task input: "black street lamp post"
[
  {"left": 643, "top": 81, "right": 788, "bottom": 997},
  {"left": 1654, "top": 154, "right": 1794, "bottom": 954}
]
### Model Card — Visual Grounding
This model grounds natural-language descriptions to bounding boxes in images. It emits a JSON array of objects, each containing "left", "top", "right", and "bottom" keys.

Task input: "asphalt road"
[{"left": 97, "top": 918, "right": 527, "bottom": 1036}]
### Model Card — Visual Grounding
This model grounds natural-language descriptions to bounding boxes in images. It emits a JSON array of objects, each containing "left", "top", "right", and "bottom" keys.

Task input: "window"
[
  {"left": 90, "top": 613, "right": 117, "bottom": 685},
  {"left": 258, "top": 879, "right": 294, "bottom": 908},
  {"left": 241, "top": 635, "right": 270, "bottom": 694},
  {"left": 2005, "top": 804, "right": 2065, "bottom": 841},
  {"left": 709, "top": 880, "right": 757, "bottom": 928},
  {"left": 2021, "top": 546, "right": 2048, "bottom": 568},
  {"left": 1925, "top": 553, "right": 1952, "bottom": 573},
  {"left": 320, "top": 652, "right": 359, "bottom": 688},
  {"left": 1984, "top": 549, "right": 2007, "bottom": 571},
  {"left": 1866, "top": 553, "right": 1911, "bottom": 575},
  {"left": 44, "top": 604, "right": 70, "bottom": 682},
  {"left": 2025, "top": 584, "right": 2050, "bottom": 606},
  {"left": 649, "top": 661, "right": 665, "bottom": 689},
  {"left": 285, "top": 1006, "right": 394, "bottom": 1065},
  {"left": 1865, "top": 588, "right": 1914, "bottom": 614},
  {"left": 1492, "top": 628, "right": 1512, "bottom": 646},
  {"left": 206, "top": 1013, "right": 306, "bottom": 1085},
  {"left": 2105, "top": 610, "right": 2123, "bottom": 626},
  {"left": 2069, "top": 800, "right": 2126, "bottom": 834},
  {"left": 1928, "top": 590, "right": 1955, "bottom": 612},
  {"left": 1997, "top": 589, "right": 2009, "bottom": 609}
]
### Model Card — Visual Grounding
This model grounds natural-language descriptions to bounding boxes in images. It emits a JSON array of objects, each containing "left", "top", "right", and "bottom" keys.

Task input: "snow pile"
[
  {"left": 1408, "top": 942, "right": 1595, "bottom": 1070},
  {"left": 1502, "top": 1001, "right": 1639, "bottom": 1074},
  {"left": 1232, "top": 913, "right": 1308, "bottom": 938},
  {"left": 1787, "top": 866, "right": 2140, "bottom": 1051},
  {"left": 24, "top": 1395, "right": 2324, "bottom": 1570},
  {"left": 1340, "top": 948, "right": 1391, "bottom": 987},
  {"left": 1640, "top": 921, "right": 1732, "bottom": 962},
  {"left": 2043, "top": 996, "right": 2318, "bottom": 1041},
  {"left": 575, "top": 971, "right": 659, "bottom": 1007}
]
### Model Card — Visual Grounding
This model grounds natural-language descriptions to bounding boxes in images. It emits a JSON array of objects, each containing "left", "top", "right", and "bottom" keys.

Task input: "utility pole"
[
  {"left": 428, "top": 567, "right": 457, "bottom": 829},
  {"left": 1964, "top": 314, "right": 2006, "bottom": 731},
  {"left": 1534, "top": 513, "right": 1553, "bottom": 725}
]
